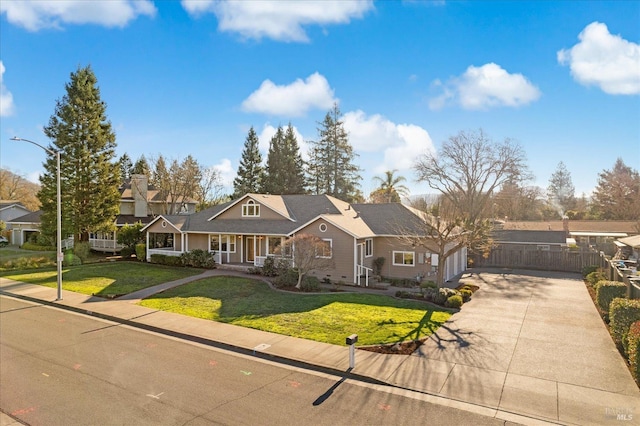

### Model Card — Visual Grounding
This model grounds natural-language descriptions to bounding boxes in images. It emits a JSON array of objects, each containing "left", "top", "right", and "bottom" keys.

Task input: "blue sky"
[{"left": 1, "top": 0, "right": 639, "bottom": 199}]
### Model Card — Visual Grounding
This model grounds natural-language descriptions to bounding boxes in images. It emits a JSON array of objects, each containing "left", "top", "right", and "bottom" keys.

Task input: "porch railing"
[
  {"left": 357, "top": 264, "right": 373, "bottom": 287},
  {"left": 88, "top": 238, "right": 123, "bottom": 252},
  {"left": 147, "top": 247, "right": 182, "bottom": 259}
]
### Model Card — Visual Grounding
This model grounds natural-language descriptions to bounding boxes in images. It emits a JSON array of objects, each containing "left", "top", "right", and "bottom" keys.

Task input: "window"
[
  {"left": 319, "top": 223, "right": 327, "bottom": 232},
  {"left": 150, "top": 233, "right": 173, "bottom": 248},
  {"left": 317, "top": 239, "right": 332, "bottom": 258},
  {"left": 242, "top": 200, "right": 260, "bottom": 217},
  {"left": 364, "top": 238, "right": 373, "bottom": 257},
  {"left": 268, "top": 237, "right": 283, "bottom": 255},
  {"left": 211, "top": 235, "right": 236, "bottom": 252},
  {"left": 393, "top": 251, "right": 414, "bottom": 266}
]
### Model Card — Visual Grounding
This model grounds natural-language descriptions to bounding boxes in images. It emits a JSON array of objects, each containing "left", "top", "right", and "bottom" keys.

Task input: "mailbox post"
[{"left": 346, "top": 334, "right": 358, "bottom": 369}]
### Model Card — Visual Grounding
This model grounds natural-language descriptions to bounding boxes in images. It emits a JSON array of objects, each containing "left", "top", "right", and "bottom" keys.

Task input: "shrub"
[
  {"left": 459, "top": 288, "right": 473, "bottom": 302},
  {"left": 610, "top": 298, "right": 640, "bottom": 354},
  {"left": 120, "top": 247, "right": 134, "bottom": 258},
  {"left": 73, "top": 241, "right": 90, "bottom": 261},
  {"left": 262, "top": 256, "right": 278, "bottom": 277},
  {"left": 586, "top": 270, "right": 606, "bottom": 287},
  {"left": 149, "top": 254, "right": 182, "bottom": 266},
  {"left": 434, "top": 288, "right": 458, "bottom": 306},
  {"left": 395, "top": 290, "right": 411, "bottom": 298},
  {"left": 372, "top": 257, "right": 385, "bottom": 276},
  {"left": 21, "top": 242, "right": 56, "bottom": 251},
  {"left": 63, "top": 251, "right": 82, "bottom": 266},
  {"left": 273, "top": 268, "right": 299, "bottom": 288},
  {"left": 300, "top": 275, "right": 321, "bottom": 292},
  {"left": 0, "top": 256, "right": 55, "bottom": 271},
  {"left": 420, "top": 280, "right": 437, "bottom": 289},
  {"left": 596, "top": 281, "right": 627, "bottom": 312},
  {"left": 180, "top": 249, "right": 216, "bottom": 268},
  {"left": 135, "top": 243, "right": 146, "bottom": 261},
  {"left": 445, "top": 294, "right": 463, "bottom": 308},
  {"left": 423, "top": 287, "right": 437, "bottom": 301},
  {"left": 582, "top": 265, "right": 600, "bottom": 277},
  {"left": 628, "top": 321, "right": 640, "bottom": 382}
]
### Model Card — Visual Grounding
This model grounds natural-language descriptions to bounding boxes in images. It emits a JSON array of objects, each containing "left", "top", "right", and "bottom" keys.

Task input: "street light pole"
[{"left": 11, "top": 137, "right": 63, "bottom": 300}]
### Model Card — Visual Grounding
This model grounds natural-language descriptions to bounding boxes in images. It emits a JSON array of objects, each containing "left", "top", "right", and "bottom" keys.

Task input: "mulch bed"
[{"left": 359, "top": 339, "right": 424, "bottom": 355}]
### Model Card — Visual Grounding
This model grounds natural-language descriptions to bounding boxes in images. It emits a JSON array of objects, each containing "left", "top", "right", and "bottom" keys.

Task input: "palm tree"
[{"left": 370, "top": 169, "right": 409, "bottom": 203}]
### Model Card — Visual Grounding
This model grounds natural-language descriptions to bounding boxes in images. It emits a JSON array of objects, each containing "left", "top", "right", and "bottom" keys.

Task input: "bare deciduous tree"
[
  {"left": 412, "top": 129, "right": 529, "bottom": 284},
  {"left": 279, "top": 233, "right": 335, "bottom": 289}
]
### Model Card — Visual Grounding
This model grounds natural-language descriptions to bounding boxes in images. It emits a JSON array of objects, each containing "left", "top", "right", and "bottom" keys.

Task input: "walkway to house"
[{"left": 1, "top": 267, "right": 638, "bottom": 425}]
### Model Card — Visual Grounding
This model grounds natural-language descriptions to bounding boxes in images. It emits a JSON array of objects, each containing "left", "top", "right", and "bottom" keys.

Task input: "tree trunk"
[
  {"left": 436, "top": 257, "right": 446, "bottom": 288},
  {"left": 295, "top": 272, "right": 304, "bottom": 289}
]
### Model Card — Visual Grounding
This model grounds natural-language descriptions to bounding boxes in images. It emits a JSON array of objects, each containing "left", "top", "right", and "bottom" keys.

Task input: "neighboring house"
[
  {"left": 1, "top": 201, "right": 32, "bottom": 243},
  {"left": 89, "top": 174, "right": 197, "bottom": 253},
  {"left": 615, "top": 234, "right": 640, "bottom": 261},
  {"left": 142, "top": 193, "right": 467, "bottom": 286},
  {"left": 6, "top": 210, "right": 42, "bottom": 246},
  {"left": 499, "top": 219, "right": 638, "bottom": 255}
]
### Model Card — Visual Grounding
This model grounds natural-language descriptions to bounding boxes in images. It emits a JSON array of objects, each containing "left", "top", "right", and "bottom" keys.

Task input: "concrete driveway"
[{"left": 386, "top": 269, "right": 640, "bottom": 425}]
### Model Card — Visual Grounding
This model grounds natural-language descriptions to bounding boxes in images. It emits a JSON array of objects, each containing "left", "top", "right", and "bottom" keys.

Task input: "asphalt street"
[{"left": 1, "top": 296, "right": 511, "bottom": 426}]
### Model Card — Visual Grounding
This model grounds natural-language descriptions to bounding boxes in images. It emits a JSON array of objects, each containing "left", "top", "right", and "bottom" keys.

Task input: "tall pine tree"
[
  {"left": 233, "top": 127, "right": 265, "bottom": 198},
  {"left": 40, "top": 65, "right": 120, "bottom": 243},
  {"left": 308, "top": 103, "right": 362, "bottom": 202},
  {"left": 263, "top": 124, "right": 306, "bottom": 194}
]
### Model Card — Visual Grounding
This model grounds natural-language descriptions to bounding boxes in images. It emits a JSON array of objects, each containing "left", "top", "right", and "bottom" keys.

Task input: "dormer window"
[{"left": 242, "top": 200, "right": 260, "bottom": 217}]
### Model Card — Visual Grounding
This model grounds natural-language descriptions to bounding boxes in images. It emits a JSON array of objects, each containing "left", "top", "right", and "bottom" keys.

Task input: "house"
[
  {"left": 89, "top": 174, "right": 197, "bottom": 252},
  {"left": 499, "top": 219, "right": 638, "bottom": 254},
  {"left": 3, "top": 176, "right": 197, "bottom": 252},
  {"left": 1, "top": 201, "right": 32, "bottom": 244},
  {"left": 6, "top": 210, "right": 42, "bottom": 246},
  {"left": 141, "top": 193, "right": 468, "bottom": 286}
]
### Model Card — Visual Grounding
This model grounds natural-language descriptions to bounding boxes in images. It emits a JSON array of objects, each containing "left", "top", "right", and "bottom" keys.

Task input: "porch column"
[
  {"left": 353, "top": 239, "right": 358, "bottom": 285},
  {"left": 145, "top": 232, "right": 150, "bottom": 261}
]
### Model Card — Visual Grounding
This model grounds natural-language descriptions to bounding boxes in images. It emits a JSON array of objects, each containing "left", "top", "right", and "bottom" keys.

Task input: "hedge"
[
  {"left": 610, "top": 298, "right": 640, "bottom": 354},
  {"left": 627, "top": 320, "right": 640, "bottom": 382},
  {"left": 149, "top": 254, "right": 182, "bottom": 266},
  {"left": 596, "top": 281, "right": 627, "bottom": 312},
  {"left": 135, "top": 243, "right": 146, "bottom": 261}
]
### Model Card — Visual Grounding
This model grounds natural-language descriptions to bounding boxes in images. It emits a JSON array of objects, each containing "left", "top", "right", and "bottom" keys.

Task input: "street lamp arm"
[{"left": 11, "top": 136, "right": 58, "bottom": 156}]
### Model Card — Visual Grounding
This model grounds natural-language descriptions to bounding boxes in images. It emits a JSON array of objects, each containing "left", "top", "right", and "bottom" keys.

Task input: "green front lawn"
[
  {"left": 140, "top": 276, "right": 453, "bottom": 346},
  {"left": 0, "top": 262, "right": 203, "bottom": 296}
]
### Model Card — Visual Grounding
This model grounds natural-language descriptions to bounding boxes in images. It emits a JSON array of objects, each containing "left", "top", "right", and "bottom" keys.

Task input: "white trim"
[
  {"left": 317, "top": 238, "right": 332, "bottom": 258},
  {"left": 392, "top": 250, "right": 415, "bottom": 266},
  {"left": 364, "top": 238, "right": 373, "bottom": 257},
  {"left": 242, "top": 200, "right": 261, "bottom": 217}
]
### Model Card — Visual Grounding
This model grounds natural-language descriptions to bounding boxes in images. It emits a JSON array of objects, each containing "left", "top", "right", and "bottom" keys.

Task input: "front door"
[{"left": 246, "top": 237, "right": 254, "bottom": 262}]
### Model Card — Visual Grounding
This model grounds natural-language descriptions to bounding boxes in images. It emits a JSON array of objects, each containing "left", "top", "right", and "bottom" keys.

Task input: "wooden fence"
[{"left": 472, "top": 245, "right": 601, "bottom": 273}]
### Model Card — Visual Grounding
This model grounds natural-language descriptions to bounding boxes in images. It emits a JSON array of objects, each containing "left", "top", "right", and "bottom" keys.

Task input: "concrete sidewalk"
[{"left": 2, "top": 268, "right": 639, "bottom": 425}]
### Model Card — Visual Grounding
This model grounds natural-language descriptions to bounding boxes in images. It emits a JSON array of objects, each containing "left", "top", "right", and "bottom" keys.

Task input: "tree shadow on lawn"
[{"left": 143, "top": 275, "right": 454, "bottom": 345}]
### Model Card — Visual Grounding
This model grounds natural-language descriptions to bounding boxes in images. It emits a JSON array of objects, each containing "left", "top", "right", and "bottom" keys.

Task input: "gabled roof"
[
  {"left": 7, "top": 210, "right": 42, "bottom": 224},
  {"left": 618, "top": 235, "right": 640, "bottom": 248},
  {"left": 0, "top": 201, "right": 28, "bottom": 211},
  {"left": 156, "top": 194, "right": 426, "bottom": 238},
  {"left": 352, "top": 203, "right": 427, "bottom": 235}
]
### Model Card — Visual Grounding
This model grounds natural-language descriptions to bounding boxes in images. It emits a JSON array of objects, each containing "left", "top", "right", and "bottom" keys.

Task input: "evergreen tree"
[
  {"left": 263, "top": 124, "right": 307, "bottom": 194},
  {"left": 118, "top": 153, "right": 133, "bottom": 180},
  {"left": 40, "top": 65, "right": 120, "bottom": 243},
  {"left": 282, "top": 123, "right": 307, "bottom": 194},
  {"left": 263, "top": 126, "right": 285, "bottom": 194},
  {"left": 308, "top": 103, "right": 361, "bottom": 202},
  {"left": 547, "top": 161, "right": 576, "bottom": 217},
  {"left": 233, "top": 127, "right": 265, "bottom": 198},
  {"left": 132, "top": 155, "right": 150, "bottom": 176},
  {"left": 591, "top": 158, "right": 640, "bottom": 220}
]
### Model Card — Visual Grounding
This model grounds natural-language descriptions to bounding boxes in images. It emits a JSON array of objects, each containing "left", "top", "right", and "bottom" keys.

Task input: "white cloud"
[
  {"left": 343, "top": 110, "right": 435, "bottom": 172},
  {"left": 181, "top": 0, "right": 373, "bottom": 42},
  {"left": 0, "top": 61, "right": 15, "bottom": 116},
  {"left": 0, "top": 0, "right": 157, "bottom": 31},
  {"left": 242, "top": 72, "right": 336, "bottom": 117},
  {"left": 430, "top": 63, "right": 541, "bottom": 110},
  {"left": 213, "top": 158, "right": 234, "bottom": 187},
  {"left": 557, "top": 22, "right": 640, "bottom": 95}
]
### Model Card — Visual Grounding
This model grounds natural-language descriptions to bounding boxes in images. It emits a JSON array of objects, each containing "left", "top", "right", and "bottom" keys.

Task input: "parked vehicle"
[{"left": 0, "top": 236, "right": 8, "bottom": 247}]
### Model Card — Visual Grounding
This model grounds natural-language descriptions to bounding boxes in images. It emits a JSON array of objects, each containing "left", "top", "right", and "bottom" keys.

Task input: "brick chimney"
[{"left": 131, "top": 174, "right": 148, "bottom": 218}]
